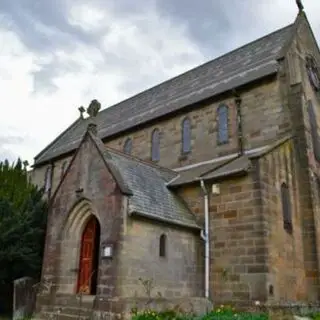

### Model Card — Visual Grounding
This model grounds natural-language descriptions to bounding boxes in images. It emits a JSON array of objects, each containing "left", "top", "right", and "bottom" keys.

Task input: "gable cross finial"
[
  {"left": 296, "top": 0, "right": 304, "bottom": 12},
  {"left": 78, "top": 106, "right": 85, "bottom": 119},
  {"left": 86, "top": 99, "right": 101, "bottom": 135},
  {"left": 87, "top": 99, "right": 101, "bottom": 118}
]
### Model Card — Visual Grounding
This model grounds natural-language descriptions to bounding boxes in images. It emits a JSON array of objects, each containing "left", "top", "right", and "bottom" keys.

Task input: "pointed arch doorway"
[{"left": 77, "top": 215, "right": 100, "bottom": 295}]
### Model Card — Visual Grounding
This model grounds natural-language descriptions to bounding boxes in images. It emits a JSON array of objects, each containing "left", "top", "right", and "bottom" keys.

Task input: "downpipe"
[{"left": 200, "top": 179, "right": 209, "bottom": 299}]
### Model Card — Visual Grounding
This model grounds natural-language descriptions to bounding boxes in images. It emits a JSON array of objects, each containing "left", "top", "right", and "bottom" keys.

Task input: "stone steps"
[
  {"left": 35, "top": 294, "right": 97, "bottom": 320},
  {"left": 36, "top": 310, "right": 94, "bottom": 320},
  {"left": 39, "top": 311, "right": 91, "bottom": 319}
]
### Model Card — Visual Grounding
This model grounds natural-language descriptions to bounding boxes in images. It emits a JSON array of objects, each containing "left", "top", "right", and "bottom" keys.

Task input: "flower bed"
[{"left": 131, "top": 305, "right": 268, "bottom": 320}]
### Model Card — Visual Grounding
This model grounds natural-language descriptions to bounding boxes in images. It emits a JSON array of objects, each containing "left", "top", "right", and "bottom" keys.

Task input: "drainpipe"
[{"left": 200, "top": 179, "right": 209, "bottom": 299}]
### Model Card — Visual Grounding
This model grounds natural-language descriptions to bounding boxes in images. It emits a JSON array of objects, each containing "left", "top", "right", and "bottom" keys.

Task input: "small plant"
[
  {"left": 306, "top": 312, "right": 320, "bottom": 320},
  {"left": 138, "top": 278, "right": 155, "bottom": 300},
  {"left": 131, "top": 308, "right": 193, "bottom": 320},
  {"left": 201, "top": 305, "right": 268, "bottom": 320},
  {"left": 131, "top": 305, "right": 269, "bottom": 320}
]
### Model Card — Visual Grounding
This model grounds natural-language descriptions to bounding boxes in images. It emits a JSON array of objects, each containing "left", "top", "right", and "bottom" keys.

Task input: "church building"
[{"left": 31, "top": 4, "right": 320, "bottom": 319}]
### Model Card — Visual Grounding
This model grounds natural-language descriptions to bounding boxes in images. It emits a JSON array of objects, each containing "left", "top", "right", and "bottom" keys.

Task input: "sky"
[{"left": 0, "top": 0, "right": 319, "bottom": 166}]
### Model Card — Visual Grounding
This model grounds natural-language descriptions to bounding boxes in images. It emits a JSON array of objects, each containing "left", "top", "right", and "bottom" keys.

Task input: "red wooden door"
[{"left": 77, "top": 217, "right": 97, "bottom": 294}]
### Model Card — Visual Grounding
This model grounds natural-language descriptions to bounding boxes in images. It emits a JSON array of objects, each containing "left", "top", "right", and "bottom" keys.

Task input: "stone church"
[{"left": 30, "top": 5, "right": 320, "bottom": 319}]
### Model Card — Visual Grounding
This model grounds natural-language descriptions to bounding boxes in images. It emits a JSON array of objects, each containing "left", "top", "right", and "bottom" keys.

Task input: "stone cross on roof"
[
  {"left": 87, "top": 99, "right": 101, "bottom": 118},
  {"left": 86, "top": 99, "right": 101, "bottom": 135},
  {"left": 78, "top": 106, "right": 85, "bottom": 119}
]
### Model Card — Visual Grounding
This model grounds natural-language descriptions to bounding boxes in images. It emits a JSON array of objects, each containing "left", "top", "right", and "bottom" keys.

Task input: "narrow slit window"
[
  {"left": 182, "top": 117, "right": 191, "bottom": 154},
  {"left": 281, "top": 183, "right": 293, "bottom": 234},
  {"left": 151, "top": 129, "right": 160, "bottom": 161},
  {"left": 217, "top": 104, "right": 229, "bottom": 144},
  {"left": 159, "top": 234, "right": 167, "bottom": 257},
  {"left": 44, "top": 166, "right": 52, "bottom": 192}
]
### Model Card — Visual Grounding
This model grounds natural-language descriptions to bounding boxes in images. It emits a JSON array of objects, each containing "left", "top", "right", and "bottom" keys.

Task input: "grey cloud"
[
  {"left": 32, "top": 66, "right": 59, "bottom": 94},
  {"left": 2, "top": 0, "right": 319, "bottom": 100},
  {"left": 32, "top": 56, "right": 84, "bottom": 94},
  {"left": 155, "top": 0, "right": 233, "bottom": 53},
  {"left": 0, "top": 135, "right": 24, "bottom": 145},
  {"left": 0, "top": 0, "right": 95, "bottom": 53},
  {"left": 155, "top": 0, "right": 319, "bottom": 58}
]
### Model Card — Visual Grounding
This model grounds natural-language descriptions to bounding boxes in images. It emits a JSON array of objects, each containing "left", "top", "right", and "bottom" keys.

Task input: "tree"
[{"left": 0, "top": 158, "right": 48, "bottom": 314}]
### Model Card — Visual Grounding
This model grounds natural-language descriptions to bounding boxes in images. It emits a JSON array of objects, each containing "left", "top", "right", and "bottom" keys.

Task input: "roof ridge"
[
  {"left": 105, "top": 145, "right": 177, "bottom": 176},
  {"left": 33, "top": 117, "right": 81, "bottom": 164},
  {"left": 95, "top": 23, "right": 294, "bottom": 117}
]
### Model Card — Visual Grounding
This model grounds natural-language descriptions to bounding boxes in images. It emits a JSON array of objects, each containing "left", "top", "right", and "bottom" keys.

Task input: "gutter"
[{"left": 200, "top": 180, "right": 210, "bottom": 299}]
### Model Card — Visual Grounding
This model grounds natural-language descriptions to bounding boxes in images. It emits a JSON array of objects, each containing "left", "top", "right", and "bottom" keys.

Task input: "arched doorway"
[{"left": 77, "top": 215, "right": 100, "bottom": 295}]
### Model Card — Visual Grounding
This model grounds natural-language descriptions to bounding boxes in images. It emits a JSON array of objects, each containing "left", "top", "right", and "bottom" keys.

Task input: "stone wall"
[
  {"left": 175, "top": 139, "right": 315, "bottom": 304},
  {"left": 205, "top": 174, "right": 268, "bottom": 305},
  {"left": 287, "top": 83, "right": 319, "bottom": 301},
  {"left": 294, "top": 14, "right": 320, "bottom": 288},
  {"left": 31, "top": 76, "right": 290, "bottom": 197},
  {"left": 282, "top": 15, "right": 320, "bottom": 301},
  {"left": 36, "top": 132, "right": 125, "bottom": 316},
  {"left": 118, "top": 218, "right": 203, "bottom": 299},
  {"left": 106, "top": 78, "right": 287, "bottom": 168},
  {"left": 259, "top": 140, "right": 307, "bottom": 302},
  {"left": 13, "top": 277, "right": 37, "bottom": 320}
]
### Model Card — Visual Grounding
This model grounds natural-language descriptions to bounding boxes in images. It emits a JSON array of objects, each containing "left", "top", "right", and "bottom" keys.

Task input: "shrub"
[
  {"left": 131, "top": 305, "right": 268, "bottom": 320},
  {"left": 202, "top": 305, "right": 268, "bottom": 320},
  {"left": 131, "top": 308, "right": 194, "bottom": 320}
]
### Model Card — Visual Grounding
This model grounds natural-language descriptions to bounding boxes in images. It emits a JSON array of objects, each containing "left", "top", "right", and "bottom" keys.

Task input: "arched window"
[
  {"left": 181, "top": 117, "right": 191, "bottom": 154},
  {"left": 151, "top": 129, "right": 160, "bottom": 161},
  {"left": 217, "top": 104, "right": 229, "bottom": 144},
  {"left": 159, "top": 234, "right": 167, "bottom": 257},
  {"left": 123, "top": 138, "right": 133, "bottom": 155},
  {"left": 281, "top": 183, "right": 292, "bottom": 234},
  {"left": 61, "top": 161, "right": 67, "bottom": 180},
  {"left": 307, "top": 100, "right": 320, "bottom": 163},
  {"left": 44, "top": 166, "right": 52, "bottom": 192}
]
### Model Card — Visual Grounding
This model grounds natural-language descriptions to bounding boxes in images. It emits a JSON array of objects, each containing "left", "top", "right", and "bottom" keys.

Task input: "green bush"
[
  {"left": 131, "top": 309, "right": 193, "bottom": 320},
  {"left": 307, "top": 313, "right": 320, "bottom": 320},
  {"left": 131, "top": 305, "right": 268, "bottom": 320}
]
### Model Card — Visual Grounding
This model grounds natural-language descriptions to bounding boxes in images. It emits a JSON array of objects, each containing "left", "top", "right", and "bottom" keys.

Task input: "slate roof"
[
  {"left": 200, "top": 156, "right": 251, "bottom": 181},
  {"left": 168, "top": 155, "right": 251, "bottom": 188},
  {"left": 34, "top": 23, "right": 294, "bottom": 166},
  {"left": 168, "top": 155, "right": 238, "bottom": 187},
  {"left": 168, "top": 135, "right": 293, "bottom": 187},
  {"left": 89, "top": 131, "right": 200, "bottom": 230}
]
